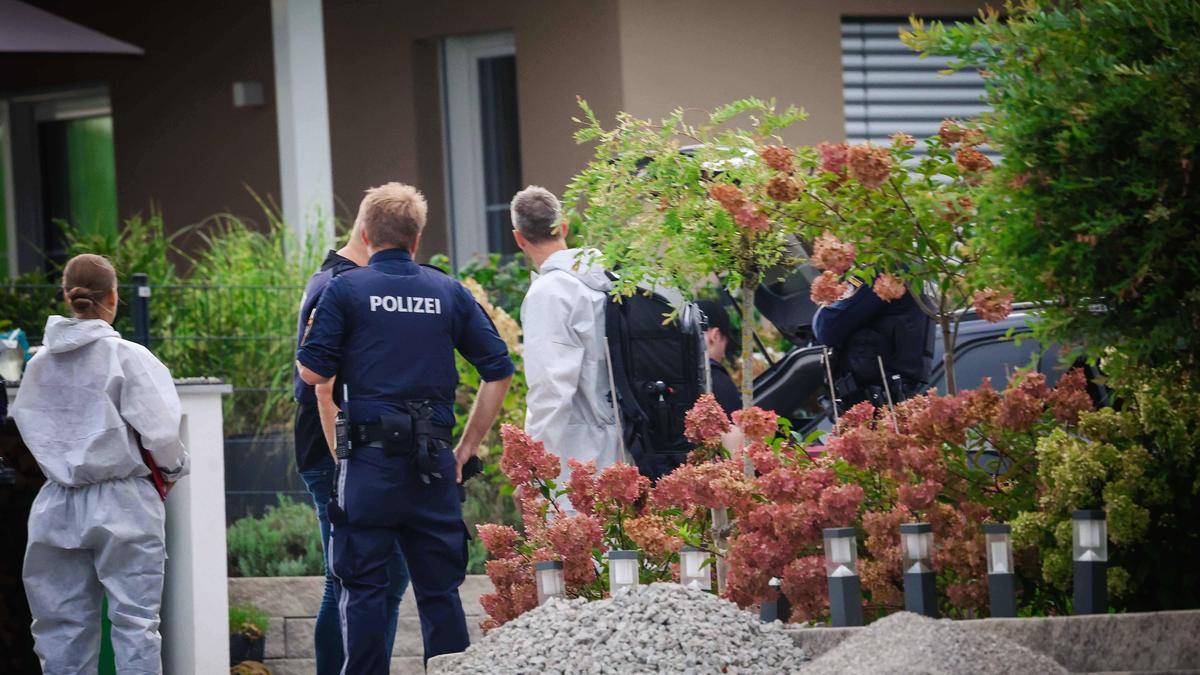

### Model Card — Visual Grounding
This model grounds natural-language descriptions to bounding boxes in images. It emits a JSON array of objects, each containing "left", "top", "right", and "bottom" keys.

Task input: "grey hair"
[{"left": 510, "top": 185, "right": 562, "bottom": 243}]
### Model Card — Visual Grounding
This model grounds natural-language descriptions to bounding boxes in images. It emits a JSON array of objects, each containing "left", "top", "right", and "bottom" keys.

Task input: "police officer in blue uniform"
[
  {"left": 813, "top": 274, "right": 934, "bottom": 408},
  {"left": 297, "top": 183, "right": 514, "bottom": 672},
  {"left": 294, "top": 222, "right": 411, "bottom": 674}
]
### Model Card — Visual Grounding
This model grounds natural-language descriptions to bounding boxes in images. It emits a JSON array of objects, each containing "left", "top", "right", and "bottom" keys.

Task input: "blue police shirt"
[
  {"left": 813, "top": 276, "right": 932, "bottom": 385},
  {"left": 295, "top": 248, "right": 515, "bottom": 428},
  {"left": 294, "top": 250, "right": 358, "bottom": 406}
]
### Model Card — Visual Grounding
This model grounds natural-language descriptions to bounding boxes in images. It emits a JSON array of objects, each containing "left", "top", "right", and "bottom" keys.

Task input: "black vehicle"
[{"left": 749, "top": 266, "right": 1101, "bottom": 435}]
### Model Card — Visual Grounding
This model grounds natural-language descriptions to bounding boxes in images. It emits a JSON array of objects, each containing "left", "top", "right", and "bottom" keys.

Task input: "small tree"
[
  {"left": 565, "top": 98, "right": 806, "bottom": 412},
  {"left": 785, "top": 128, "right": 1005, "bottom": 394},
  {"left": 904, "top": 1, "right": 1200, "bottom": 372},
  {"left": 567, "top": 100, "right": 1005, "bottom": 398}
]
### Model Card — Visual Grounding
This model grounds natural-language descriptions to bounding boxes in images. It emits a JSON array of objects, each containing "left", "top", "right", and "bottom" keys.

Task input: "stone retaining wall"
[
  {"left": 784, "top": 609, "right": 1200, "bottom": 674},
  {"left": 228, "top": 575, "right": 493, "bottom": 675}
]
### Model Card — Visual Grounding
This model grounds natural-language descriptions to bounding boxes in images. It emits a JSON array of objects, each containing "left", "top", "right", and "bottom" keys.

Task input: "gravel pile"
[
  {"left": 440, "top": 583, "right": 807, "bottom": 674},
  {"left": 802, "top": 611, "right": 1068, "bottom": 675}
]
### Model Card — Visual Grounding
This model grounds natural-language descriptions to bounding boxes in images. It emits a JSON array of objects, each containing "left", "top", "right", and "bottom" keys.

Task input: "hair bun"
[
  {"left": 61, "top": 254, "right": 118, "bottom": 319},
  {"left": 66, "top": 285, "right": 102, "bottom": 312}
]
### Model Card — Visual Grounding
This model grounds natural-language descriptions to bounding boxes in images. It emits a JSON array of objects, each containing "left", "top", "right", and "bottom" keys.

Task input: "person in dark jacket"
[
  {"left": 696, "top": 300, "right": 741, "bottom": 416},
  {"left": 294, "top": 223, "right": 410, "bottom": 674},
  {"left": 812, "top": 276, "right": 933, "bottom": 407}
]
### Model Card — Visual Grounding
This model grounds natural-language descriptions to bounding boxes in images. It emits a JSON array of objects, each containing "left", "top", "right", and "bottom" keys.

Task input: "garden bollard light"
[
  {"left": 759, "top": 577, "right": 791, "bottom": 623},
  {"left": 679, "top": 546, "right": 712, "bottom": 592},
  {"left": 984, "top": 523, "right": 1016, "bottom": 618},
  {"left": 608, "top": 550, "right": 640, "bottom": 594},
  {"left": 900, "top": 522, "right": 938, "bottom": 617},
  {"left": 1072, "top": 510, "right": 1108, "bottom": 615},
  {"left": 823, "top": 527, "right": 864, "bottom": 627},
  {"left": 535, "top": 560, "right": 565, "bottom": 605}
]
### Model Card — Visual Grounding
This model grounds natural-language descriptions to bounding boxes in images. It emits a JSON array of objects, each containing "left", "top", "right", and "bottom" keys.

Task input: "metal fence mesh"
[{"left": 1, "top": 280, "right": 309, "bottom": 519}]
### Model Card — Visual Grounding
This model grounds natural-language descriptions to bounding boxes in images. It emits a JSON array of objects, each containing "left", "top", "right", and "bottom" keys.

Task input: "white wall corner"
[{"left": 271, "top": 0, "right": 334, "bottom": 250}]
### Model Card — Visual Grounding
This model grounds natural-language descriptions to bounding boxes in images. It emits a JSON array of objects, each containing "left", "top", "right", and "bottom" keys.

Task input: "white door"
[{"left": 442, "top": 31, "right": 522, "bottom": 268}]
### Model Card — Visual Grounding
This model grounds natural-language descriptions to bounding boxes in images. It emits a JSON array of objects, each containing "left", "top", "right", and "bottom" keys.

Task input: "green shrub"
[
  {"left": 226, "top": 495, "right": 323, "bottom": 577},
  {"left": 906, "top": 0, "right": 1200, "bottom": 370},
  {"left": 228, "top": 604, "right": 270, "bottom": 638}
]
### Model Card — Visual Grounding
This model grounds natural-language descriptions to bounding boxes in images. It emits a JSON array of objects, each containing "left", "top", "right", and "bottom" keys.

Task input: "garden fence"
[{"left": 3, "top": 275, "right": 309, "bottom": 519}]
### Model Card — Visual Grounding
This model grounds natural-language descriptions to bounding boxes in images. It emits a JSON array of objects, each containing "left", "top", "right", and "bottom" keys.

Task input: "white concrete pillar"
[
  {"left": 271, "top": 0, "right": 334, "bottom": 248},
  {"left": 161, "top": 381, "right": 233, "bottom": 675}
]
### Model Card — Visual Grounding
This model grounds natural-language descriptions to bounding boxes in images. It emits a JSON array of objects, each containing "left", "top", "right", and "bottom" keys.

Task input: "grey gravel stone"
[
  {"left": 801, "top": 611, "right": 1069, "bottom": 675},
  {"left": 441, "top": 583, "right": 807, "bottom": 674}
]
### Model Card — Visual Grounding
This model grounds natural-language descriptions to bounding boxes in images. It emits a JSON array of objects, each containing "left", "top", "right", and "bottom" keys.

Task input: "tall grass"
[
  {"left": 0, "top": 208, "right": 328, "bottom": 436},
  {"left": 154, "top": 212, "right": 325, "bottom": 434}
]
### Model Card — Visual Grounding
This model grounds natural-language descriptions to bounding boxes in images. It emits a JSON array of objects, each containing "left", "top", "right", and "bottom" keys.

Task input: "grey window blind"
[{"left": 842, "top": 18, "right": 995, "bottom": 160}]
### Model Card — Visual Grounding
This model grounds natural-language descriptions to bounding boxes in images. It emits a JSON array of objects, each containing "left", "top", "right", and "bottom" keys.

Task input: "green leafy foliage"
[
  {"left": 905, "top": 0, "right": 1200, "bottom": 369},
  {"left": 226, "top": 495, "right": 324, "bottom": 577},
  {"left": 566, "top": 99, "right": 810, "bottom": 407},
  {"left": 1, "top": 209, "right": 325, "bottom": 435},
  {"left": 228, "top": 604, "right": 270, "bottom": 638}
]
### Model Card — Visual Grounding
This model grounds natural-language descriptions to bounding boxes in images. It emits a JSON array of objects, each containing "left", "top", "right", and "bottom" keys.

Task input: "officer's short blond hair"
[
  {"left": 510, "top": 185, "right": 561, "bottom": 244},
  {"left": 357, "top": 182, "right": 428, "bottom": 251}
]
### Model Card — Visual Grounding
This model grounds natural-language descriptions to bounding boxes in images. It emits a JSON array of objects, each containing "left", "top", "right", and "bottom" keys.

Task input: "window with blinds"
[{"left": 842, "top": 18, "right": 995, "bottom": 160}]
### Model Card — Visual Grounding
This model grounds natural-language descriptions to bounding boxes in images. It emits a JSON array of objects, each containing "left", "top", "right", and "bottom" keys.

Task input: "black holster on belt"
[{"left": 354, "top": 401, "right": 452, "bottom": 484}]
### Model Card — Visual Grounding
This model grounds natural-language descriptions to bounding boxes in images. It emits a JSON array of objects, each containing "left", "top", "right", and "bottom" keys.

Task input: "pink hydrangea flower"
[
  {"left": 811, "top": 231, "right": 857, "bottom": 275},
  {"left": 566, "top": 458, "right": 598, "bottom": 515},
  {"left": 909, "top": 392, "right": 968, "bottom": 445},
  {"left": 746, "top": 440, "right": 782, "bottom": 474},
  {"left": 500, "top": 424, "right": 562, "bottom": 485},
  {"left": 546, "top": 514, "right": 604, "bottom": 588},
  {"left": 625, "top": 514, "right": 682, "bottom": 559},
  {"left": 897, "top": 479, "right": 942, "bottom": 511},
  {"left": 476, "top": 524, "right": 522, "bottom": 559},
  {"left": 836, "top": 401, "right": 878, "bottom": 433},
  {"left": 973, "top": 288, "right": 1013, "bottom": 323},
  {"left": 872, "top": 273, "right": 906, "bottom": 302},
  {"left": 594, "top": 462, "right": 650, "bottom": 507},
  {"left": 819, "top": 142, "right": 850, "bottom": 175},
  {"left": 759, "top": 144, "right": 795, "bottom": 173},
  {"left": 818, "top": 482, "right": 865, "bottom": 527},
  {"left": 733, "top": 203, "right": 771, "bottom": 232},
  {"left": 732, "top": 406, "right": 779, "bottom": 442},
  {"left": 1050, "top": 368, "right": 1093, "bottom": 425},
  {"left": 848, "top": 144, "right": 893, "bottom": 189},
  {"left": 708, "top": 183, "right": 747, "bottom": 212},
  {"left": 782, "top": 555, "right": 829, "bottom": 622},
  {"left": 650, "top": 460, "right": 744, "bottom": 510},
  {"left": 810, "top": 271, "right": 849, "bottom": 306},
  {"left": 684, "top": 393, "right": 731, "bottom": 445}
]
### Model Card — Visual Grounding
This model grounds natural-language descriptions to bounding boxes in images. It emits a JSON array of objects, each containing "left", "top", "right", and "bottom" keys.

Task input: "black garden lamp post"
[
  {"left": 900, "top": 522, "right": 938, "bottom": 618},
  {"left": 823, "top": 527, "right": 864, "bottom": 627},
  {"left": 984, "top": 523, "right": 1016, "bottom": 618},
  {"left": 1072, "top": 510, "right": 1108, "bottom": 615}
]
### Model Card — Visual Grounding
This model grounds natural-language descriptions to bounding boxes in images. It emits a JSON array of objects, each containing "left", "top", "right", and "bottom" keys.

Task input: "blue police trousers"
[
  {"left": 300, "top": 460, "right": 409, "bottom": 674},
  {"left": 328, "top": 444, "right": 469, "bottom": 673}
]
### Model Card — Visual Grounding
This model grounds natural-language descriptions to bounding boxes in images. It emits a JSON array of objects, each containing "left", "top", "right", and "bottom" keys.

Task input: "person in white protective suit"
[
  {"left": 511, "top": 186, "right": 622, "bottom": 505},
  {"left": 12, "top": 253, "right": 188, "bottom": 675}
]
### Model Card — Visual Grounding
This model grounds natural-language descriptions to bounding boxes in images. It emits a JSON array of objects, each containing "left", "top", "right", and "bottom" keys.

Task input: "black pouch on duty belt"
[{"left": 379, "top": 412, "right": 415, "bottom": 457}]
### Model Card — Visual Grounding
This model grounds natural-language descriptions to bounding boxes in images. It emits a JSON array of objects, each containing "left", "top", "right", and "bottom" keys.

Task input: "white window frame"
[{"left": 442, "top": 31, "right": 516, "bottom": 269}]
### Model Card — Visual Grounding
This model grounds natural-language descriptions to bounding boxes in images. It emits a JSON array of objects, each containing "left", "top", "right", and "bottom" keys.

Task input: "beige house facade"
[{"left": 0, "top": 0, "right": 987, "bottom": 274}]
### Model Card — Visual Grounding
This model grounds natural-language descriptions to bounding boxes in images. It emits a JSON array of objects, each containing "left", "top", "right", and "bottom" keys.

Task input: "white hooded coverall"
[
  {"left": 521, "top": 249, "right": 622, "bottom": 502},
  {"left": 12, "top": 316, "right": 188, "bottom": 675}
]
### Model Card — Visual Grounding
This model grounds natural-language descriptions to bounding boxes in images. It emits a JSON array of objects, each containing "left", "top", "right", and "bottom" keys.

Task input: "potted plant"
[{"left": 228, "top": 604, "right": 269, "bottom": 665}]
